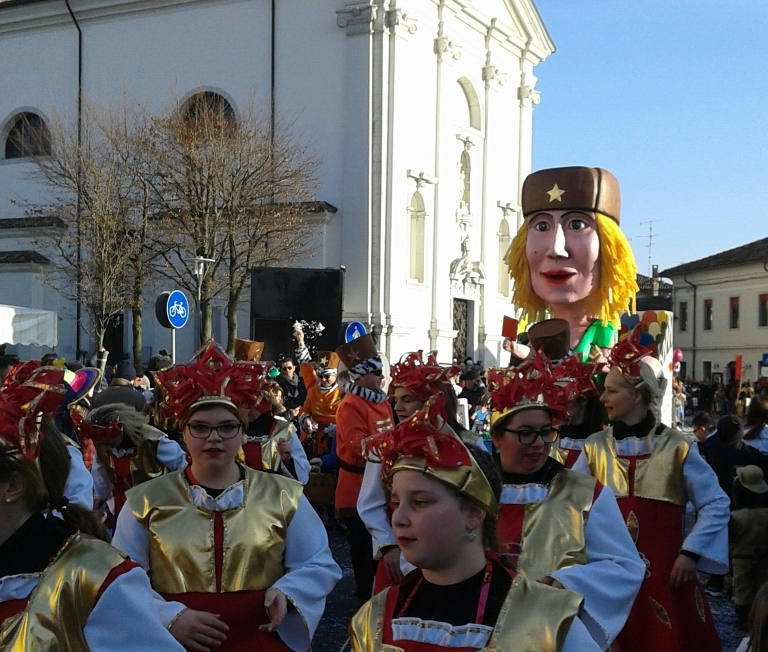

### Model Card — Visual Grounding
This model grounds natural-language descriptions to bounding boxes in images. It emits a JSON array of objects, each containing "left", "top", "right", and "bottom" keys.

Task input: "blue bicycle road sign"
[{"left": 167, "top": 290, "right": 189, "bottom": 329}]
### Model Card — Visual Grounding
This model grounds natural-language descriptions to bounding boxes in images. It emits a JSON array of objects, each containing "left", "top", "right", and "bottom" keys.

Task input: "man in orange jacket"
[
  {"left": 295, "top": 327, "right": 342, "bottom": 456},
  {"left": 335, "top": 333, "right": 394, "bottom": 603}
]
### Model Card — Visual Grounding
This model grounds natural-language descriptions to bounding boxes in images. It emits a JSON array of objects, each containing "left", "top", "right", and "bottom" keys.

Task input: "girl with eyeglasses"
[
  {"left": 112, "top": 342, "right": 341, "bottom": 652},
  {"left": 488, "top": 352, "right": 644, "bottom": 651},
  {"left": 572, "top": 328, "right": 729, "bottom": 652}
]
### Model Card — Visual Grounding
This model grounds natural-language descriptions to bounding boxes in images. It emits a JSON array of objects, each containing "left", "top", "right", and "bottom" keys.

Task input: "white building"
[
  {"left": 0, "top": 0, "right": 553, "bottom": 365},
  {"left": 660, "top": 237, "right": 768, "bottom": 384}
]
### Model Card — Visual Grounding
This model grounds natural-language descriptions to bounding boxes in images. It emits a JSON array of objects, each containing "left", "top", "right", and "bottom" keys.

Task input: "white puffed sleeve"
[
  {"left": 272, "top": 495, "right": 342, "bottom": 651},
  {"left": 550, "top": 486, "right": 645, "bottom": 649},
  {"left": 283, "top": 435, "right": 310, "bottom": 485},
  {"left": 65, "top": 445, "right": 94, "bottom": 508},
  {"left": 85, "top": 566, "right": 186, "bottom": 651},
  {"left": 156, "top": 437, "right": 187, "bottom": 471},
  {"left": 682, "top": 443, "right": 730, "bottom": 574},
  {"left": 561, "top": 615, "right": 603, "bottom": 652}
]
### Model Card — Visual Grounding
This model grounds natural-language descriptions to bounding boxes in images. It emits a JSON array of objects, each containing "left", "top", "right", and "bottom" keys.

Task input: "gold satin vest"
[
  {"left": 125, "top": 467, "right": 303, "bottom": 593},
  {"left": 96, "top": 437, "right": 167, "bottom": 487},
  {"left": 1, "top": 533, "right": 129, "bottom": 652},
  {"left": 582, "top": 425, "right": 690, "bottom": 505},
  {"left": 350, "top": 573, "right": 583, "bottom": 652},
  {"left": 512, "top": 469, "right": 597, "bottom": 580},
  {"left": 240, "top": 419, "right": 295, "bottom": 472}
]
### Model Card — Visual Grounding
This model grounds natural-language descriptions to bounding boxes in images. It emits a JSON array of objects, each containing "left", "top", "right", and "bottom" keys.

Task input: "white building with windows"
[
  {"left": 660, "top": 237, "right": 768, "bottom": 384},
  {"left": 0, "top": 0, "right": 553, "bottom": 365}
]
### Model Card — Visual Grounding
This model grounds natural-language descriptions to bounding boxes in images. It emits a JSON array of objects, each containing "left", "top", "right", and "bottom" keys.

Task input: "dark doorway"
[{"left": 453, "top": 299, "right": 468, "bottom": 363}]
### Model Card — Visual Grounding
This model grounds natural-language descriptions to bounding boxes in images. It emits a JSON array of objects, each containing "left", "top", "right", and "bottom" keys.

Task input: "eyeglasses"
[
  {"left": 281, "top": 365, "right": 294, "bottom": 371},
  {"left": 503, "top": 426, "right": 560, "bottom": 445},
  {"left": 186, "top": 422, "right": 242, "bottom": 439},
  {"left": 371, "top": 369, "right": 383, "bottom": 378}
]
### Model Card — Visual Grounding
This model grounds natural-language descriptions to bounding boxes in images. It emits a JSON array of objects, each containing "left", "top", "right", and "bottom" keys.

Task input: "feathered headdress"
[
  {"left": 0, "top": 366, "right": 67, "bottom": 462},
  {"left": 609, "top": 325, "right": 653, "bottom": 379},
  {"left": 154, "top": 341, "right": 272, "bottom": 422},
  {"left": 389, "top": 350, "right": 459, "bottom": 401},
  {"left": 488, "top": 351, "right": 582, "bottom": 426},
  {"left": 364, "top": 395, "right": 498, "bottom": 519}
]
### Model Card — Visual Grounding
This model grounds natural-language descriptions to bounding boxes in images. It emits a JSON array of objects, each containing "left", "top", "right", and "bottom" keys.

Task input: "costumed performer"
[
  {"left": 0, "top": 365, "right": 184, "bottom": 651},
  {"left": 72, "top": 403, "right": 186, "bottom": 527},
  {"left": 351, "top": 395, "right": 602, "bottom": 652},
  {"left": 358, "top": 350, "right": 473, "bottom": 593},
  {"left": 488, "top": 351, "right": 644, "bottom": 650},
  {"left": 4, "top": 361, "right": 95, "bottom": 508},
  {"left": 504, "top": 166, "right": 637, "bottom": 361},
  {"left": 294, "top": 325, "right": 342, "bottom": 456},
  {"left": 112, "top": 341, "right": 341, "bottom": 652},
  {"left": 243, "top": 383, "right": 311, "bottom": 484},
  {"left": 335, "top": 333, "right": 395, "bottom": 603},
  {"left": 572, "top": 327, "right": 730, "bottom": 652}
]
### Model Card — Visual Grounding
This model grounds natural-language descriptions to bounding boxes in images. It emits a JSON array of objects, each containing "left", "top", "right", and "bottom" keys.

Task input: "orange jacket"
[
  {"left": 299, "top": 362, "right": 341, "bottom": 428},
  {"left": 334, "top": 392, "right": 394, "bottom": 518}
]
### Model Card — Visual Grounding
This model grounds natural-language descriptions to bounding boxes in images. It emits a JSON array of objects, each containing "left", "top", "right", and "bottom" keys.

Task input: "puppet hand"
[{"left": 259, "top": 589, "right": 288, "bottom": 632}]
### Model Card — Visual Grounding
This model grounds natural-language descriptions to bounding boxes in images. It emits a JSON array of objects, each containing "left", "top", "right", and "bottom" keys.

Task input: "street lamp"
[{"left": 187, "top": 256, "right": 215, "bottom": 342}]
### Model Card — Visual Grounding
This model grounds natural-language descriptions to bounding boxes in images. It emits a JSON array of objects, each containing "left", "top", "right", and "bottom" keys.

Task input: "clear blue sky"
[{"left": 530, "top": 0, "right": 768, "bottom": 276}]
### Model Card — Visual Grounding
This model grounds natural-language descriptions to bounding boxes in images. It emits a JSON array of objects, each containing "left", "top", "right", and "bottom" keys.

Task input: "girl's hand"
[{"left": 260, "top": 589, "right": 288, "bottom": 632}]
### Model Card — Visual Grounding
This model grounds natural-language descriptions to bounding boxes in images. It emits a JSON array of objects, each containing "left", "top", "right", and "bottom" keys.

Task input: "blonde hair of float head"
[{"left": 505, "top": 212, "right": 638, "bottom": 327}]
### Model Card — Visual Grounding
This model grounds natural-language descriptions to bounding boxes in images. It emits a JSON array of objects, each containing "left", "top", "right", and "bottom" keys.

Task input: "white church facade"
[{"left": 0, "top": 0, "right": 553, "bottom": 365}]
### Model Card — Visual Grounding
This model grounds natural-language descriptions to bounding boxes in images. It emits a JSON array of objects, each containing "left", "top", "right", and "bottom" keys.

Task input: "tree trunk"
[
  {"left": 226, "top": 299, "right": 238, "bottom": 355},
  {"left": 132, "top": 307, "right": 143, "bottom": 364}
]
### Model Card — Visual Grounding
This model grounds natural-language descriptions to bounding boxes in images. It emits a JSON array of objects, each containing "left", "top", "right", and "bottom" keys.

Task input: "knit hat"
[{"left": 114, "top": 361, "right": 137, "bottom": 381}]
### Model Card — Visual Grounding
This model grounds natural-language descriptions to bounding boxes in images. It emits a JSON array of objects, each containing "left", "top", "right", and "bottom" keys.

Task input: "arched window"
[
  {"left": 497, "top": 218, "right": 511, "bottom": 295},
  {"left": 181, "top": 92, "right": 236, "bottom": 132},
  {"left": 408, "top": 191, "right": 426, "bottom": 283},
  {"left": 4, "top": 112, "right": 51, "bottom": 159}
]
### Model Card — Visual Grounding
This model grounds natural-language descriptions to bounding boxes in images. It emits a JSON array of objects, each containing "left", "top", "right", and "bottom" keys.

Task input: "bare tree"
[
  {"left": 22, "top": 106, "right": 148, "bottom": 356},
  {"left": 144, "top": 95, "right": 321, "bottom": 351}
]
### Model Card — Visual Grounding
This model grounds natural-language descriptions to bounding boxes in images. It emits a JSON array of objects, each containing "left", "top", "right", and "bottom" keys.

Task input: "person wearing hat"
[
  {"left": 72, "top": 403, "right": 186, "bottom": 528},
  {"left": 334, "top": 333, "right": 395, "bottom": 603},
  {"left": 731, "top": 465, "right": 768, "bottom": 629},
  {"left": 294, "top": 326, "right": 342, "bottom": 456},
  {"left": 351, "top": 396, "right": 603, "bottom": 652},
  {"left": 572, "top": 327, "right": 730, "bottom": 652},
  {"left": 357, "top": 351, "right": 471, "bottom": 594},
  {"left": 112, "top": 342, "right": 341, "bottom": 652},
  {"left": 0, "top": 366, "right": 186, "bottom": 651},
  {"left": 488, "top": 351, "right": 644, "bottom": 651},
  {"left": 505, "top": 166, "right": 638, "bottom": 361},
  {"left": 90, "top": 360, "right": 147, "bottom": 412}
]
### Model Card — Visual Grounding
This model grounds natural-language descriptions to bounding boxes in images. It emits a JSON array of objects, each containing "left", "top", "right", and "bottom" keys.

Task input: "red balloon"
[{"left": 673, "top": 348, "right": 684, "bottom": 362}]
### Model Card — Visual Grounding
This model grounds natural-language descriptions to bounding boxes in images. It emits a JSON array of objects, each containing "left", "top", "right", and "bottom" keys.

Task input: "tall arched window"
[
  {"left": 181, "top": 92, "right": 237, "bottom": 132},
  {"left": 4, "top": 112, "right": 51, "bottom": 159},
  {"left": 497, "top": 218, "right": 511, "bottom": 295},
  {"left": 409, "top": 191, "right": 426, "bottom": 283}
]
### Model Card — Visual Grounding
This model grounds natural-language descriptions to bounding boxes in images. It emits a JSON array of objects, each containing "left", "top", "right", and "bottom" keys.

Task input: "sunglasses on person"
[
  {"left": 281, "top": 365, "right": 294, "bottom": 372},
  {"left": 186, "top": 422, "right": 243, "bottom": 439},
  {"left": 503, "top": 426, "right": 560, "bottom": 445}
]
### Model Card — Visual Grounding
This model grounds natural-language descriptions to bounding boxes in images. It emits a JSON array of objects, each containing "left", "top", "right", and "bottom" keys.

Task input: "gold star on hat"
[
  {"left": 547, "top": 183, "right": 565, "bottom": 202},
  {"left": 319, "top": 356, "right": 329, "bottom": 366}
]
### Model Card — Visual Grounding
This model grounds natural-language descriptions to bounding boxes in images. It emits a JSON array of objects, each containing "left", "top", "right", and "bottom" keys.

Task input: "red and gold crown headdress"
[
  {"left": 389, "top": 350, "right": 459, "bottom": 401},
  {"left": 70, "top": 410, "right": 122, "bottom": 444},
  {"left": 609, "top": 325, "right": 653, "bottom": 379},
  {"left": 364, "top": 395, "right": 498, "bottom": 518},
  {"left": 155, "top": 341, "right": 273, "bottom": 423},
  {"left": 0, "top": 366, "right": 67, "bottom": 462},
  {"left": 488, "top": 351, "right": 579, "bottom": 426}
]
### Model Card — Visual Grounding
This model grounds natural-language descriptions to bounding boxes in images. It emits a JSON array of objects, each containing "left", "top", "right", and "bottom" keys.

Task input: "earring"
[
  {"left": 5, "top": 498, "right": 11, "bottom": 503},
  {"left": 466, "top": 531, "right": 476, "bottom": 542}
]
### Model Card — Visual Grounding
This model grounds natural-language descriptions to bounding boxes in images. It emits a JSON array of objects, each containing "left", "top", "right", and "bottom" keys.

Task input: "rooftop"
[
  {"left": 0, "top": 250, "right": 50, "bottom": 264},
  {"left": 659, "top": 237, "right": 768, "bottom": 278},
  {"left": 0, "top": 216, "right": 66, "bottom": 229}
]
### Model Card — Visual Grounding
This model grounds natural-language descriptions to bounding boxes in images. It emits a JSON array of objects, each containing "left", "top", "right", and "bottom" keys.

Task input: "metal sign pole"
[{"left": 172, "top": 328, "right": 176, "bottom": 364}]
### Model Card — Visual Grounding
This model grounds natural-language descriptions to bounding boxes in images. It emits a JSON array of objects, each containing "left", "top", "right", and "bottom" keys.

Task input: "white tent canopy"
[{"left": 0, "top": 304, "right": 58, "bottom": 348}]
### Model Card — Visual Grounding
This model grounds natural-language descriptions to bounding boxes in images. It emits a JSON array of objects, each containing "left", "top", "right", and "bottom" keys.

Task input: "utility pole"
[{"left": 639, "top": 219, "right": 663, "bottom": 277}]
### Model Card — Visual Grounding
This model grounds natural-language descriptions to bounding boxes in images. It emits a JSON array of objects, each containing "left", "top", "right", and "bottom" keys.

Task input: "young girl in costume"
[
  {"left": 488, "top": 352, "right": 644, "bottom": 650},
  {"left": 0, "top": 367, "right": 185, "bottom": 651},
  {"left": 73, "top": 403, "right": 186, "bottom": 527},
  {"left": 572, "top": 328, "right": 730, "bottom": 652},
  {"left": 351, "top": 395, "right": 602, "bottom": 652},
  {"left": 112, "top": 342, "right": 341, "bottom": 652},
  {"left": 358, "top": 351, "right": 469, "bottom": 592}
]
